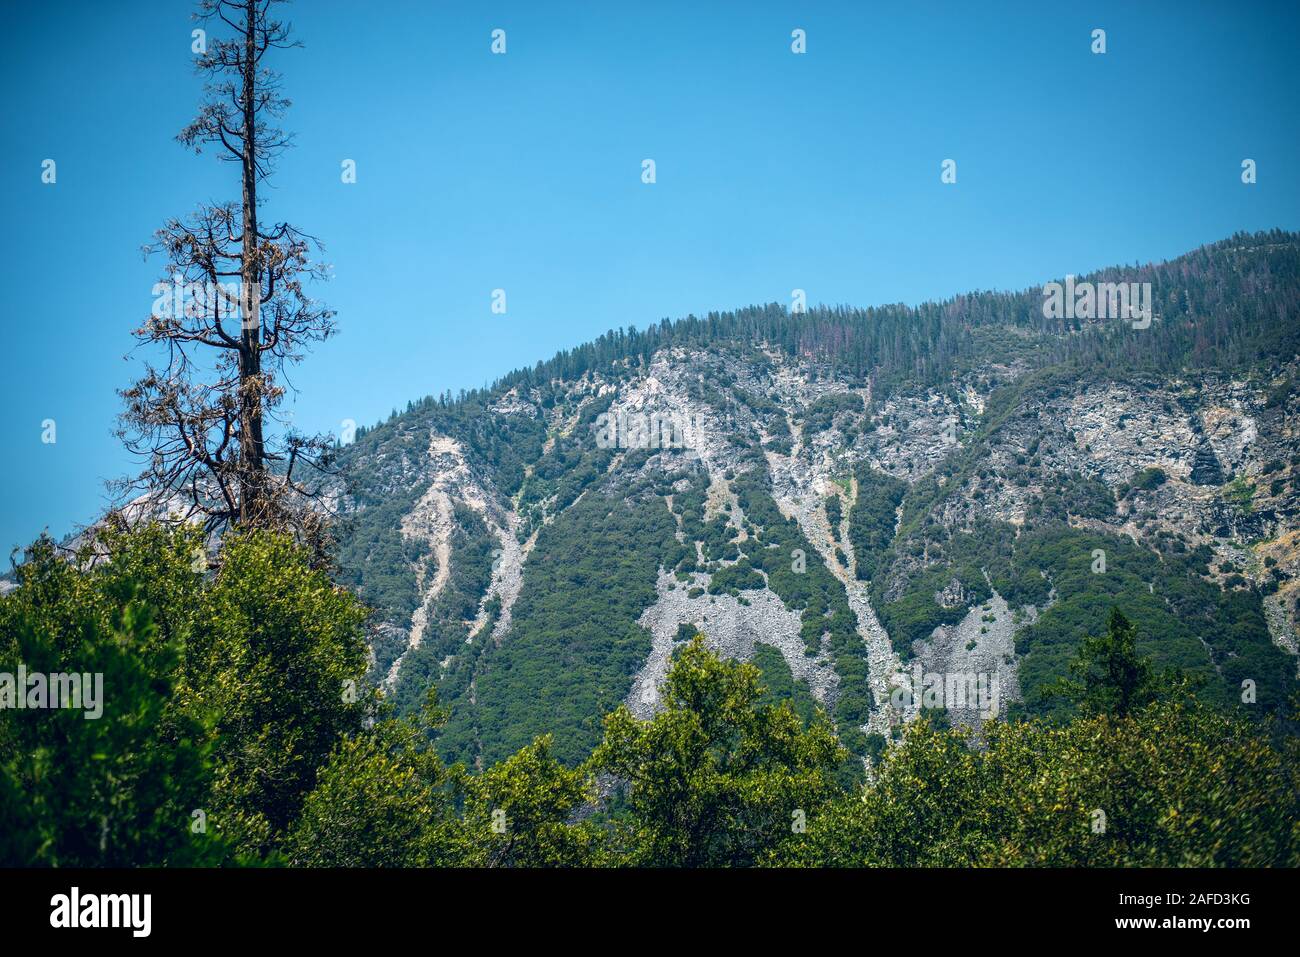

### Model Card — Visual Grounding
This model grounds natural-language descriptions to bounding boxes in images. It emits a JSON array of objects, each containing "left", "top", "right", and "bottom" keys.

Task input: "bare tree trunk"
[{"left": 238, "top": 0, "right": 264, "bottom": 524}]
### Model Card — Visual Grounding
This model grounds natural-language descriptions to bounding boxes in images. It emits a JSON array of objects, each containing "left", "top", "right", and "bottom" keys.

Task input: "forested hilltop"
[
  {"left": 333, "top": 230, "right": 1300, "bottom": 770},
  {"left": 3, "top": 230, "right": 1299, "bottom": 867}
]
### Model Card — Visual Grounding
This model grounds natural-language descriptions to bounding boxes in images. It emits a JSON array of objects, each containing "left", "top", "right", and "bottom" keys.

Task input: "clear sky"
[{"left": 2, "top": 0, "right": 1298, "bottom": 558}]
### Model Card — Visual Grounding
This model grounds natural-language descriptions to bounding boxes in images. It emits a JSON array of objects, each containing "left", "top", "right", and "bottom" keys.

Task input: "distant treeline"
[{"left": 348, "top": 229, "right": 1300, "bottom": 445}]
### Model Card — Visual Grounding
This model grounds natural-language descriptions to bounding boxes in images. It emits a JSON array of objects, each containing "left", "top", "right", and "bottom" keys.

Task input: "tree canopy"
[{"left": 3, "top": 527, "right": 1294, "bottom": 867}]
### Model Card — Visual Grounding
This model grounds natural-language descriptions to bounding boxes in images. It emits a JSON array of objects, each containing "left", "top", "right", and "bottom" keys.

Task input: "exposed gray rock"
[{"left": 629, "top": 569, "right": 838, "bottom": 718}]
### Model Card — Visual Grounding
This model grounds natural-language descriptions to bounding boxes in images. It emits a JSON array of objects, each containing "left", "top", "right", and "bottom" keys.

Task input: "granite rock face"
[{"left": 628, "top": 569, "right": 838, "bottom": 719}]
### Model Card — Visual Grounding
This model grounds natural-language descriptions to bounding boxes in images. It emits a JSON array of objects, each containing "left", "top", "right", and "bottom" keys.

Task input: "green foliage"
[
  {"left": 332, "top": 488, "right": 427, "bottom": 627},
  {"left": 1265, "top": 375, "right": 1296, "bottom": 409},
  {"left": 442, "top": 478, "right": 680, "bottom": 767},
  {"left": 1006, "top": 527, "right": 1295, "bottom": 717},
  {"left": 517, "top": 406, "right": 616, "bottom": 533},
  {"left": 0, "top": 525, "right": 374, "bottom": 863},
  {"left": 1047, "top": 608, "right": 1177, "bottom": 718},
  {"left": 824, "top": 494, "right": 843, "bottom": 533},
  {"left": 869, "top": 512, "right": 1295, "bottom": 716},
  {"left": 1223, "top": 476, "right": 1255, "bottom": 513},
  {"left": 0, "top": 540, "right": 224, "bottom": 866},
  {"left": 849, "top": 467, "right": 907, "bottom": 582},
  {"left": 1035, "top": 471, "right": 1115, "bottom": 522},
  {"left": 1123, "top": 466, "right": 1168, "bottom": 497},
  {"left": 589, "top": 638, "right": 846, "bottom": 866},
  {"left": 750, "top": 643, "right": 818, "bottom": 726},
  {"left": 783, "top": 701, "right": 1298, "bottom": 867},
  {"left": 187, "top": 532, "right": 371, "bottom": 856},
  {"left": 706, "top": 559, "right": 766, "bottom": 595},
  {"left": 461, "top": 735, "right": 598, "bottom": 866},
  {"left": 804, "top": 393, "right": 863, "bottom": 435},
  {"left": 287, "top": 713, "right": 462, "bottom": 867},
  {"left": 334, "top": 397, "right": 549, "bottom": 623}
]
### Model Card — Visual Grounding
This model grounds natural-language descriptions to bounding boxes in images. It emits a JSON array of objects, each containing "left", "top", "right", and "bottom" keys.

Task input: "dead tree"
[{"left": 117, "top": 0, "right": 336, "bottom": 556}]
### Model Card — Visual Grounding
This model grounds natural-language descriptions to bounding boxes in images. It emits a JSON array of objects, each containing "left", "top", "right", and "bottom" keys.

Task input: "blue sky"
[{"left": 2, "top": 0, "right": 1298, "bottom": 557}]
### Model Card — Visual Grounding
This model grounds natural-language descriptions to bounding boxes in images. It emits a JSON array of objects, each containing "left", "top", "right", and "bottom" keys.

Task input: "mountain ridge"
[{"left": 332, "top": 229, "right": 1300, "bottom": 767}]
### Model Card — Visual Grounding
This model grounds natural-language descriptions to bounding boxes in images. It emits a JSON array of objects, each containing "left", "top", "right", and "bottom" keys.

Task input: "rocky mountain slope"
[{"left": 332, "top": 231, "right": 1300, "bottom": 768}]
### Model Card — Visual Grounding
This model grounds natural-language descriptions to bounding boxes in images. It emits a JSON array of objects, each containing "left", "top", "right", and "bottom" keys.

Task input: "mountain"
[{"left": 330, "top": 230, "right": 1300, "bottom": 769}]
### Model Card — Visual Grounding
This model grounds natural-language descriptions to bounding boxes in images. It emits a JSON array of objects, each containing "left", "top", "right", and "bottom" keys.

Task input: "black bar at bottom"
[{"left": 0, "top": 866, "right": 1286, "bottom": 943}]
